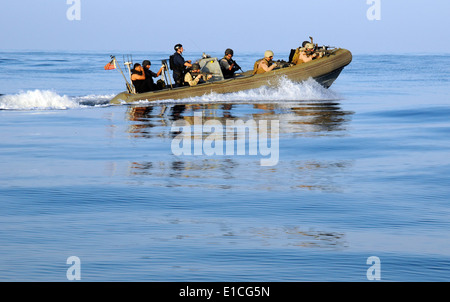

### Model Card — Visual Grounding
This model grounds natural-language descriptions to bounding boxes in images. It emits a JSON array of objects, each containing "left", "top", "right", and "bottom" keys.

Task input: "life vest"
[
  {"left": 220, "top": 57, "right": 236, "bottom": 79},
  {"left": 252, "top": 58, "right": 273, "bottom": 75}
]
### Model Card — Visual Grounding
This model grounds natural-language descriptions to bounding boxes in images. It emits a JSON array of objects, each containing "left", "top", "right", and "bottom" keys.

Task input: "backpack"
[
  {"left": 289, "top": 49, "right": 296, "bottom": 63},
  {"left": 156, "top": 79, "right": 166, "bottom": 90},
  {"left": 290, "top": 48, "right": 301, "bottom": 65},
  {"left": 169, "top": 54, "right": 175, "bottom": 70}
]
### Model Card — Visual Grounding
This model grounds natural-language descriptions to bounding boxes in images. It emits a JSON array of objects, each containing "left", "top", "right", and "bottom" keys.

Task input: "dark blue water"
[{"left": 0, "top": 51, "right": 449, "bottom": 281}]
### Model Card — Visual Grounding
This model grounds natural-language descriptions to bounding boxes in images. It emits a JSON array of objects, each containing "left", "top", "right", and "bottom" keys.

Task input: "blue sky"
[{"left": 1, "top": 0, "right": 449, "bottom": 54}]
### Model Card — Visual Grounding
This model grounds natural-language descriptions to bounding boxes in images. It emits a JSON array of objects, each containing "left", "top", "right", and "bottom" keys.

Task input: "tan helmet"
[
  {"left": 264, "top": 50, "right": 274, "bottom": 58},
  {"left": 305, "top": 43, "right": 315, "bottom": 50}
]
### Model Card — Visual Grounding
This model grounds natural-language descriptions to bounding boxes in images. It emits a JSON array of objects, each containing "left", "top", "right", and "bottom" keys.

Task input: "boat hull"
[{"left": 110, "top": 48, "right": 352, "bottom": 104}]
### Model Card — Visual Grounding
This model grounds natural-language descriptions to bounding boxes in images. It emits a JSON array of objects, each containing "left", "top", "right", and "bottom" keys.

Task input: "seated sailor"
[
  {"left": 253, "top": 50, "right": 278, "bottom": 75},
  {"left": 184, "top": 63, "right": 212, "bottom": 86},
  {"left": 131, "top": 63, "right": 152, "bottom": 93},
  {"left": 219, "top": 48, "right": 241, "bottom": 79},
  {"left": 142, "top": 60, "right": 165, "bottom": 91}
]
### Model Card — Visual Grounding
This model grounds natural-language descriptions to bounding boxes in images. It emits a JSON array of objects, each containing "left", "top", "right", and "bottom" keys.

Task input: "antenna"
[
  {"left": 161, "top": 59, "right": 173, "bottom": 89},
  {"left": 123, "top": 55, "right": 136, "bottom": 94}
]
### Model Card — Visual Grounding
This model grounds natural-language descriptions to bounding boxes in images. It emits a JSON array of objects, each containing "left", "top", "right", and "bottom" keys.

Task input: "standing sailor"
[{"left": 170, "top": 44, "right": 193, "bottom": 87}]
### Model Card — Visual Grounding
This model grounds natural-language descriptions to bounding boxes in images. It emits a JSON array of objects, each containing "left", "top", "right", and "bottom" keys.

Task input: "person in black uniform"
[
  {"left": 170, "top": 44, "right": 193, "bottom": 87},
  {"left": 219, "top": 48, "right": 241, "bottom": 79},
  {"left": 142, "top": 60, "right": 164, "bottom": 91},
  {"left": 130, "top": 63, "right": 151, "bottom": 93}
]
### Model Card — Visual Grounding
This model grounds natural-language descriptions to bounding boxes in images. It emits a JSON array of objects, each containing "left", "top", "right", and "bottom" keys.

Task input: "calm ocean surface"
[{"left": 0, "top": 50, "right": 449, "bottom": 281}]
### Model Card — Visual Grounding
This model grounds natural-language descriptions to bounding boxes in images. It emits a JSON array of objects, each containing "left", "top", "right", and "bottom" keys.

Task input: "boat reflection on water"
[
  {"left": 127, "top": 102, "right": 353, "bottom": 137},
  {"left": 141, "top": 217, "right": 348, "bottom": 250},
  {"left": 124, "top": 101, "right": 354, "bottom": 192}
]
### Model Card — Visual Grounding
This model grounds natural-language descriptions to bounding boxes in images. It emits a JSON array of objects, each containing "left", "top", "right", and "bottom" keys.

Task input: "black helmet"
[
  {"left": 225, "top": 48, "right": 234, "bottom": 56},
  {"left": 174, "top": 44, "right": 183, "bottom": 51}
]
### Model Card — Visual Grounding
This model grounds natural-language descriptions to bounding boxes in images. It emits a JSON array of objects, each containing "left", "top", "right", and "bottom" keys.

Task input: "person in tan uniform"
[
  {"left": 253, "top": 50, "right": 278, "bottom": 75},
  {"left": 184, "top": 63, "right": 213, "bottom": 86},
  {"left": 292, "top": 43, "right": 319, "bottom": 65}
]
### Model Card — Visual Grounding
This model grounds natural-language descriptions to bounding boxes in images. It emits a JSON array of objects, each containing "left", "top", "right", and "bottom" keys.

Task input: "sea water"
[{"left": 0, "top": 51, "right": 449, "bottom": 281}]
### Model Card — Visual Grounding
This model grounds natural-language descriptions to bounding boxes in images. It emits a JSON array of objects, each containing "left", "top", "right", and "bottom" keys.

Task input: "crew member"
[
  {"left": 184, "top": 63, "right": 212, "bottom": 86},
  {"left": 142, "top": 60, "right": 165, "bottom": 91},
  {"left": 171, "top": 44, "right": 192, "bottom": 87},
  {"left": 296, "top": 43, "right": 319, "bottom": 65},
  {"left": 131, "top": 63, "right": 151, "bottom": 93},
  {"left": 253, "top": 50, "right": 277, "bottom": 75},
  {"left": 220, "top": 48, "right": 240, "bottom": 79}
]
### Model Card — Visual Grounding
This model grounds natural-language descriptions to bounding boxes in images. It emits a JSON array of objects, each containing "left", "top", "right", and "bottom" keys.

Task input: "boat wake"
[
  {"left": 0, "top": 77, "right": 340, "bottom": 110},
  {"left": 0, "top": 90, "right": 113, "bottom": 110},
  {"left": 141, "top": 77, "right": 342, "bottom": 105}
]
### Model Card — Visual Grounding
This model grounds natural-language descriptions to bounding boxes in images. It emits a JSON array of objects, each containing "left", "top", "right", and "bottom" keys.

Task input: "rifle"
[
  {"left": 302, "top": 45, "right": 336, "bottom": 58},
  {"left": 201, "top": 72, "right": 214, "bottom": 78},
  {"left": 190, "top": 70, "right": 214, "bottom": 81},
  {"left": 231, "top": 59, "right": 243, "bottom": 72},
  {"left": 315, "top": 45, "right": 336, "bottom": 57},
  {"left": 273, "top": 60, "right": 292, "bottom": 68}
]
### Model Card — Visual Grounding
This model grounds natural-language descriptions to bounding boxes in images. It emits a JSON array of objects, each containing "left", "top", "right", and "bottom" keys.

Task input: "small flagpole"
[{"left": 111, "top": 56, "right": 135, "bottom": 94}]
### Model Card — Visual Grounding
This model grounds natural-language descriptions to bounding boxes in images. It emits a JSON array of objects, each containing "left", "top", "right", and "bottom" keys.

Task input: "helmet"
[
  {"left": 174, "top": 43, "right": 183, "bottom": 51},
  {"left": 264, "top": 50, "right": 274, "bottom": 58},
  {"left": 225, "top": 48, "right": 234, "bottom": 56},
  {"left": 305, "top": 43, "right": 314, "bottom": 49},
  {"left": 192, "top": 63, "right": 200, "bottom": 70}
]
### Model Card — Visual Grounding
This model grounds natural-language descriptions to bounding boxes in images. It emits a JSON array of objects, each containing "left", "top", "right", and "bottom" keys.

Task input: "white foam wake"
[
  {"left": 147, "top": 76, "right": 341, "bottom": 105},
  {"left": 0, "top": 77, "right": 339, "bottom": 110},
  {"left": 0, "top": 90, "right": 79, "bottom": 110},
  {"left": 229, "top": 77, "right": 340, "bottom": 101},
  {"left": 0, "top": 90, "right": 113, "bottom": 110}
]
